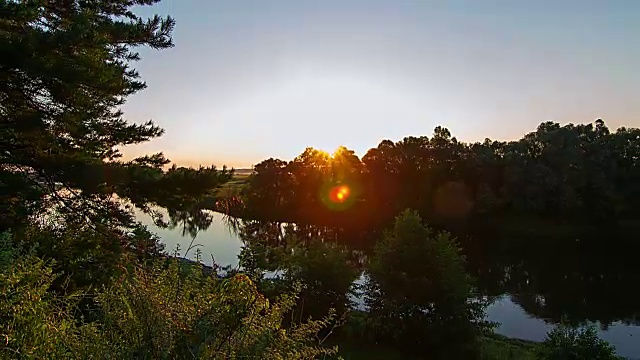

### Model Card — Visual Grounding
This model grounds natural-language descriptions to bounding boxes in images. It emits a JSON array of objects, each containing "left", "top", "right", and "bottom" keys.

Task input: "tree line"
[{"left": 243, "top": 121, "right": 640, "bottom": 228}]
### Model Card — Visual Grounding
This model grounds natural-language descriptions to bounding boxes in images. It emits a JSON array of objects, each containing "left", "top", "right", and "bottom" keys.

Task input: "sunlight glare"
[
  {"left": 329, "top": 184, "right": 351, "bottom": 204},
  {"left": 201, "top": 70, "right": 429, "bottom": 162}
]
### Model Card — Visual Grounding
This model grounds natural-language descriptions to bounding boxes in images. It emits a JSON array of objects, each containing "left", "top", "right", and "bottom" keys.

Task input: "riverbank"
[{"left": 330, "top": 333, "right": 538, "bottom": 359}]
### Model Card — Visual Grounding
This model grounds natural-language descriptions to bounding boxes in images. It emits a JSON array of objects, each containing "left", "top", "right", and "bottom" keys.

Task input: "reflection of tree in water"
[
  {"left": 466, "top": 229, "right": 640, "bottom": 328},
  {"left": 236, "top": 220, "right": 367, "bottom": 270},
  {"left": 165, "top": 207, "right": 213, "bottom": 239},
  {"left": 234, "top": 219, "right": 362, "bottom": 322},
  {"left": 221, "top": 213, "right": 241, "bottom": 235},
  {"left": 161, "top": 206, "right": 640, "bottom": 329}
]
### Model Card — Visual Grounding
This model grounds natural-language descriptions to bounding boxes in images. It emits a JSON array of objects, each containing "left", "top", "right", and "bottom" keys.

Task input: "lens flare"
[{"left": 329, "top": 185, "right": 350, "bottom": 203}]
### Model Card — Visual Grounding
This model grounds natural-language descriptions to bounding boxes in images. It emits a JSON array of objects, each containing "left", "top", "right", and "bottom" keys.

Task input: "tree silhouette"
[
  {"left": 0, "top": 0, "right": 232, "bottom": 290},
  {"left": 243, "top": 120, "right": 640, "bottom": 227}
]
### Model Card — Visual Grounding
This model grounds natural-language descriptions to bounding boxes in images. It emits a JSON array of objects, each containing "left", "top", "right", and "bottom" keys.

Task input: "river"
[{"left": 138, "top": 210, "right": 640, "bottom": 358}]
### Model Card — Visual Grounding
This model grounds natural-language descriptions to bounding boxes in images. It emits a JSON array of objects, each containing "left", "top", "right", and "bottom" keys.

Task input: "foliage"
[
  {"left": 0, "top": 254, "right": 85, "bottom": 359},
  {"left": 0, "top": 1, "right": 339, "bottom": 358},
  {"left": 14, "top": 218, "right": 163, "bottom": 291},
  {"left": 332, "top": 342, "right": 405, "bottom": 360},
  {"left": 237, "top": 221, "right": 359, "bottom": 324},
  {"left": 479, "top": 334, "right": 538, "bottom": 360},
  {"left": 0, "top": 253, "right": 338, "bottom": 359},
  {"left": 537, "top": 325, "right": 622, "bottom": 360},
  {"left": 335, "top": 320, "right": 622, "bottom": 360},
  {"left": 236, "top": 221, "right": 292, "bottom": 281},
  {"left": 0, "top": 232, "right": 15, "bottom": 267},
  {"left": 244, "top": 120, "right": 640, "bottom": 227},
  {"left": 1, "top": 0, "right": 160, "bottom": 229},
  {"left": 0, "top": 1, "right": 631, "bottom": 359},
  {"left": 0, "top": 0, "right": 233, "bottom": 300},
  {"left": 283, "top": 238, "right": 359, "bottom": 323},
  {"left": 334, "top": 334, "right": 539, "bottom": 360},
  {"left": 364, "top": 209, "right": 489, "bottom": 359},
  {"left": 0, "top": 0, "right": 231, "bottom": 234}
]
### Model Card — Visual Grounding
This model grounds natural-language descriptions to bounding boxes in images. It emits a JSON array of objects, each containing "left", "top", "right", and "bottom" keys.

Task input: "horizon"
[
  {"left": 121, "top": 0, "right": 640, "bottom": 169},
  {"left": 159, "top": 119, "right": 609, "bottom": 169}
]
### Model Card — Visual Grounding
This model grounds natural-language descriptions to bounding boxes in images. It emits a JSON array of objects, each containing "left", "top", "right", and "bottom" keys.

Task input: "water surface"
[{"left": 140, "top": 211, "right": 640, "bottom": 358}]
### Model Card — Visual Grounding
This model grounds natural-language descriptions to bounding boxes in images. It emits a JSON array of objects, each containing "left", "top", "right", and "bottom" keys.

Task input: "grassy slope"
[
  {"left": 479, "top": 334, "right": 538, "bottom": 360},
  {"left": 216, "top": 172, "right": 251, "bottom": 197},
  {"left": 330, "top": 334, "right": 538, "bottom": 360}
]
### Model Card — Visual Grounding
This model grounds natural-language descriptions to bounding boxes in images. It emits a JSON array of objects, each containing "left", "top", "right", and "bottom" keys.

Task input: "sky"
[{"left": 122, "top": 0, "right": 640, "bottom": 168}]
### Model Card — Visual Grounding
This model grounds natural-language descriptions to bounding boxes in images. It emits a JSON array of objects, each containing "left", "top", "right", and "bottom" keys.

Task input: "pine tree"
[{"left": 0, "top": 0, "right": 228, "bottom": 232}]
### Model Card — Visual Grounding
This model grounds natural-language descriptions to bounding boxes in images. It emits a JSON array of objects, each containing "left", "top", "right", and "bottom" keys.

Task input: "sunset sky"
[{"left": 122, "top": 0, "right": 640, "bottom": 169}]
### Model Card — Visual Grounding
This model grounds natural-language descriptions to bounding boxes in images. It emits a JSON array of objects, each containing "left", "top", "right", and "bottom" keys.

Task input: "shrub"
[
  {"left": 0, "top": 255, "right": 87, "bottom": 359},
  {"left": 283, "top": 239, "right": 359, "bottom": 323},
  {"left": 11, "top": 220, "right": 163, "bottom": 293},
  {"left": 0, "top": 254, "right": 338, "bottom": 359},
  {"left": 538, "top": 324, "right": 622, "bottom": 360},
  {"left": 365, "top": 209, "right": 488, "bottom": 359}
]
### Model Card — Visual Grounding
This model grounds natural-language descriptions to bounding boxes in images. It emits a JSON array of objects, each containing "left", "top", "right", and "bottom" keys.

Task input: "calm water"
[
  {"left": 487, "top": 297, "right": 640, "bottom": 358},
  {"left": 139, "top": 210, "right": 640, "bottom": 358},
  {"left": 136, "top": 210, "right": 243, "bottom": 267}
]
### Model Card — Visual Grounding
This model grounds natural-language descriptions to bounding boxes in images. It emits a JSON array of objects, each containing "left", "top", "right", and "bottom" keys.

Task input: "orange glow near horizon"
[{"left": 329, "top": 185, "right": 351, "bottom": 204}]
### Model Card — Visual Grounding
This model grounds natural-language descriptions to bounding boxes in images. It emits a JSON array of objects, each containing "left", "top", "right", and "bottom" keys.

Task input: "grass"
[
  {"left": 480, "top": 333, "right": 538, "bottom": 360},
  {"left": 327, "top": 333, "right": 538, "bottom": 360},
  {"left": 328, "top": 341, "right": 405, "bottom": 360},
  {"left": 216, "top": 172, "right": 251, "bottom": 198}
]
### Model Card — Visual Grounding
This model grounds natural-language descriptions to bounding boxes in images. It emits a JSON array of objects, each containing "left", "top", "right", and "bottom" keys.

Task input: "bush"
[
  {"left": 0, "top": 253, "right": 338, "bottom": 359},
  {"left": 365, "top": 209, "right": 488, "bottom": 359},
  {"left": 283, "top": 239, "right": 359, "bottom": 323},
  {"left": 0, "top": 232, "right": 14, "bottom": 267},
  {"left": 237, "top": 222, "right": 359, "bottom": 327},
  {"left": 11, "top": 219, "right": 164, "bottom": 293},
  {"left": 0, "top": 255, "right": 86, "bottom": 359},
  {"left": 538, "top": 325, "right": 622, "bottom": 360}
]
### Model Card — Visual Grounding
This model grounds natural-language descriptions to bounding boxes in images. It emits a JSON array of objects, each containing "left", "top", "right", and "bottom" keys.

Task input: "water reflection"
[
  {"left": 165, "top": 207, "right": 214, "bottom": 239},
  {"left": 487, "top": 296, "right": 640, "bottom": 358},
  {"left": 465, "top": 232, "right": 640, "bottom": 329},
  {"left": 143, "top": 209, "right": 640, "bottom": 358},
  {"left": 137, "top": 208, "right": 242, "bottom": 267}
]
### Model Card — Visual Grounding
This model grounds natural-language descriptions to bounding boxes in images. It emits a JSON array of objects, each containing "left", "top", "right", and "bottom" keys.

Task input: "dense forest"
[
  {"left": 240, "top": 121, "right": 640, "bottom": 229},
  {"left": 0, "top": 0, "right": 634, "bottom": 359}
]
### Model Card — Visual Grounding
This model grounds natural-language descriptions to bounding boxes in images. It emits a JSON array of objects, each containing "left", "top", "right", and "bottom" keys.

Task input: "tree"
[
  {"left": 283, "top": 237, "right": 358, "bottom": 323},
  {"left": 0, "top": 2, "right": 343, "bottom": 358},
  {"left": 331, "top": 146, "right": 363, "bottom": 183},
  {"left": 365, "top": 209, "right": 487, "bottom": 359},
  {"left": 243, "top": 120, "right": 640, "bottom": 226},
  {"left": 237, "top": 220, "right": 359, "bottom": 324},
  {"left": 0, "top": 0, "right": 229, "bottom": 233},
  {"left": 245, "top": 158, "right": 292, "bottom": 217},
  {"left": 0, "top": 1, "right": 234, "bottom": 289},
  {"left": 289, "top": 148, "right": 331, "bottom": 210}
]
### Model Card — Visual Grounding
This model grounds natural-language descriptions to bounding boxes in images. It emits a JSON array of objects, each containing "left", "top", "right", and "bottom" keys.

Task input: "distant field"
[
  {"left": 232, "top": 168, "right": 254, "bottom": 176},
  {"left": 216, "top": 170, "right": 252, "bottom": 197}
]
